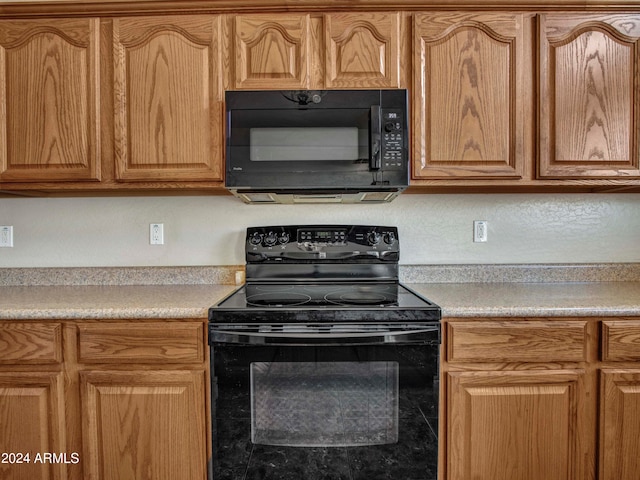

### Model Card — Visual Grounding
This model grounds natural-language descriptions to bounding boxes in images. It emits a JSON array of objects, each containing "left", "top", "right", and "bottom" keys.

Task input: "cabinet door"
[
  {"left": 0, "top": 18, "right": 100, "bottom": 182},
  {"left": 113, "top": 15, "right": 223, "bottom": 182},
  {"left": 81, "top": 370, "right": 207, "bottom": 480},
  {"left": 413, "top": 13, "right": 527, "bottom": 179},
  {"left": 539, "top": 14, "right": 640, "bottom": 178},
  {"left": 0, "top": 372, "right": 67, "bottom": 480},
  {"left": 233, "top": 14, "right": 311, "bottom": 89},
  {"left": 600, "top": 369, "right": 640, "bottom": 480},
  {"left": 325, "top": 12, "right": 400, "bottom": 88},
  {"left": 447, "top": 370, "right": 590, "bottom": 480}
]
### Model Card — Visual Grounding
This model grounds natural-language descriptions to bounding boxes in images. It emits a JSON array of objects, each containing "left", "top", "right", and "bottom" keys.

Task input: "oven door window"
[
  {"left": 212, "top": 344, "right": 439, "bottom": 480},
  {"left": 251, "top": 361, "right": 398, "bottom": 447}
]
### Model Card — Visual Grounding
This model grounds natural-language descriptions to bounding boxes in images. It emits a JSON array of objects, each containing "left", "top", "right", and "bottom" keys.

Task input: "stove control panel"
[{"left": 246, "top": 225, "right": 399, "bottom": 262}]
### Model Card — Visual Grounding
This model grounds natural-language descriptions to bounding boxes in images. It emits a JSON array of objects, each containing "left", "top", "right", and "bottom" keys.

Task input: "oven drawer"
[
  {"left": 0, "top": 322, "right": 62, "bottom": 364},
  {"left": 602, "top": 320, "right": 640, "bottom": 361},
  {"left": 447, "top": 320, "right": 588, "bottom": 363},
  {"left": 78, "top": 322, "right": 204, "bottom": 364}
]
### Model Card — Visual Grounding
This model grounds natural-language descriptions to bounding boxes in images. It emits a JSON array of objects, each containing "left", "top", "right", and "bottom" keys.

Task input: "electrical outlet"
[
  {"left": 150, "top": 223, "right": 164, "bottom": 245},
  {"left": 473, "top": 220, "right": 488, "bottom": 243},
  {"left": 0, "top": 226, "right": 13, "bottom": 247}
]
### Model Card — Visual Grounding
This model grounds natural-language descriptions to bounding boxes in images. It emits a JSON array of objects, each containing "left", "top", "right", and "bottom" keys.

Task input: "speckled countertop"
[
  {"left": 1, "top": 264, "right": 639, "bottom": 320},
  {"left": 0, "top": 285, "right": 237, "bottom": 320},
  {"left": 407, "top": 282, "right": 640, "bottom": 317}
]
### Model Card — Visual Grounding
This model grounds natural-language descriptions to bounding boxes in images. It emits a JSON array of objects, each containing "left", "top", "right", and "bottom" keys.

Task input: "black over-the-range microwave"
[{"left": 224, "top": 89, "right": 409, "bottom": 204}]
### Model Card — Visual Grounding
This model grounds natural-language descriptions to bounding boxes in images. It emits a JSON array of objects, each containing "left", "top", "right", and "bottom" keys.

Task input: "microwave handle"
[{"left": 370, "top": 105, "right": 382, "bottom": 170}]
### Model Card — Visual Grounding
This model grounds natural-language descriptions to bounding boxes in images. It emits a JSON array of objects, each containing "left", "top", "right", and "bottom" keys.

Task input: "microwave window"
[{"left": 250, "top": 127, "right": 359, "bottom": 161}]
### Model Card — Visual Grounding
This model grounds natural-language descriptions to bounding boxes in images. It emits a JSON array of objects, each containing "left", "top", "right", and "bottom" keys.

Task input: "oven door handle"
[{"left": 210, "top": 328, "right": 439, "bottom": 345}]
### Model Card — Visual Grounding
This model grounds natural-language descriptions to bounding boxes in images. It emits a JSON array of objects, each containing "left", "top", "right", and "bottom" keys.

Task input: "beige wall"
[{"left": 1, "top": 193, "right": 638, "bottom": 267}]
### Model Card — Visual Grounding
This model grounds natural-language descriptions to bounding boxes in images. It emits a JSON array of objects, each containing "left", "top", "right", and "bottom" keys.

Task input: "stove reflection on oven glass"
[{"left": 212, "top": 344, "right": 439, "bottom": 480}]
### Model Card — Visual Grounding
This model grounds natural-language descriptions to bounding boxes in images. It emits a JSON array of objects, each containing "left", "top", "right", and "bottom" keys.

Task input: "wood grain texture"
[
  {"left": 0, "top": 18, "right": 101, "bottom": 182},
  {"left": 325, "top": 12, "right": 400, "bottom": 88},
  {"left": 538, "top": 14, "right": 640, "bottom": 178},
  {"left": 0, "top": 371, "right": 67, "bottom": 480},
  {"left": 0, "top": 322, "right": 62, "bottom": 364},
  {"left": 234, "top": 14, "right": 310, "bottom": 89},
  {"left": 599, "top": 369, "right": 640, "bottom": 480},
  {"left": 447, "top": 320, "right": 588, "bottom": 363},
  {"left": 447, "top": 369, "right": 587, "bottom": 480},
  {"left": 602, "top": 320, "right": 640, "bottom": 361},
  {"left": 81, "top": 369, "right": 207, "bottom": 480},
  {"left": 113, "top": 15, "right": 223, "bottom": 182},
  {"left": 413, "top": 13, "right": 527, "bottom": 179},
  {"left": 78, "top": 322, "right": 204, "bottom": 363}
]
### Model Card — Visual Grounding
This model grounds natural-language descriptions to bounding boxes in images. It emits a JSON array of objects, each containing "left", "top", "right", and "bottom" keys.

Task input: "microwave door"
[{"left": 370, "top": 105, "right": 382, "bottom": 171}]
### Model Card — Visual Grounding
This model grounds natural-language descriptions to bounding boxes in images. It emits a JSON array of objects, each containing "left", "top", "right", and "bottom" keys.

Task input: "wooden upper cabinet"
[
  {"left": 113, "top": 15, "right": 223, "bottom": 182},
  {"left": 232, "top": 14, "right": 312, "bottom": 89},
  {"left": 0, "top": 18, "right": 101, "bottom": 183},
  {"left": 231, "top": 13, "right": 403, "bottom": 90},
  {"left": 325, "top": 12, "right": 400, "bottom": 88},
  {"left": 539, "top": 14, "right": 640, "bottom": 179},
  {"left": 413, "top": 13, "right": 528, "bottom": 179}
]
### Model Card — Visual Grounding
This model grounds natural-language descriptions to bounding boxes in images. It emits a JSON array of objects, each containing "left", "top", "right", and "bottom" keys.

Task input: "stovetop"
[
  {"left": 210, "top": 282, "right": 440, "bottom": 324},
  {"left": 209, "top": 225, "right": 441, "bottom": 324}
]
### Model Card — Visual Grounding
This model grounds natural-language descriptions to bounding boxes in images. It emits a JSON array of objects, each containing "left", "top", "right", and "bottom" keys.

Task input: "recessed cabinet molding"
[
  {"left": 600, "top": 369, "right": 640, "bottom": 480},
  {"left": 0, "top": 18, "right": 101, "bottom": 183},
  {"left": 538, "top": 14, "right": 640, "bottom": 179},
  {"left": 232, "top": 14, "right": 312, "bottom": 89},
  {"left": 113, "top": 15, "right": 223, "bottom": 182},
  {"left": 325, "top": 12, "right": 401, "bottom": 88},
  {"left": 413, "top": 13, "right": 528, "bottom": 179}
]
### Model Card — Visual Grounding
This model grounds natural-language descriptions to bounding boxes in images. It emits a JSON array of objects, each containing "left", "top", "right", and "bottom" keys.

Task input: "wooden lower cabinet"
[
  {"left": 447, "top": 369, "right": 588, "bottom": 480},
  {"left": 443, "top": 318, "right": 600, "bottom": 480},
  {"left": 0, "top": 319, "right": 209, "bottom": 480},
  {"left": 0, "top": 372, "right": 67, "bottom": 480},
  {"left": 80, "top": 369, "right": 207, "bottom": 480},
  {"left": 599, "top": 371, "right": 640, "bottom": 480}
]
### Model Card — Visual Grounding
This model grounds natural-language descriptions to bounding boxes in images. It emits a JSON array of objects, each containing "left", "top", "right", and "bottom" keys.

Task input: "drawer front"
[
  {"left": 448, "top": 321, "right": 588, "bottom": 363},
  {"left": 78, "top": 322, "right": 204, "bottom": 364},
  {"left": 602, "top": 321, "right": 640, "bottom": 361},
  {"left": 0, "top": 322, "right": 62, "bottom": 364}
]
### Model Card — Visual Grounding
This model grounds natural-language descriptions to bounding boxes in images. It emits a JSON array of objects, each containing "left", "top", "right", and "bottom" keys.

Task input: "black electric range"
[
  {"left": 208, "top": 225, "right": 441, "bottom": 480},
  {"left": 210, "top": 224, "right": 440, "bottom": 325}
]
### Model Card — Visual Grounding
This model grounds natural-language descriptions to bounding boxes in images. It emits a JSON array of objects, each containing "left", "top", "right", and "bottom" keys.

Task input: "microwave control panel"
[{"left": 381, "top": 110, "right": 405, "bottom": 170}]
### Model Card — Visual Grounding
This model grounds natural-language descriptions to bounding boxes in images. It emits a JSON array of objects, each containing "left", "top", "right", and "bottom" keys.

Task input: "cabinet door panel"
[
  {"left": 233, "top": 14, "right": 310, "bottom": 89},
  {"left": 413, "top": 13, "right": 526, "bottom": 179},
  {"left": 113, "top": 15, "right": 223, "bottom": 182},
  {"left": 539, "top": 14, "right": 640, "bottom": 178},
  {"left": 78, "top": 322, "right": 203, "bottom": 364},
  {"left": 325, "top": 12, "right": 400, "bottom": 88},
  {"left": 0, "top": 372, "right": 67, "bottom": 480},
  {"left": 81, "top": 370, "right": 207, "bottom": 480},
  {"left": 600, "top": 369, "right": 640, "bottom": 480},
  {"left": 0, "top": 322, "right": 62, "bottom": 364},
  {"left": 447, "top": 370, "right": 588, "bottom": 480},
  {"left": 0, "top": 19, "right": 100, "bottom": 182},
  {"left": 448, "top": 321, "right": 587, "bottom": 363}
]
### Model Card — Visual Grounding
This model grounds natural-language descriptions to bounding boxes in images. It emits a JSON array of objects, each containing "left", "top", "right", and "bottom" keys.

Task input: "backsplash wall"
[{"left": 0, "top": 193, "right": 639, "bottom": 268}]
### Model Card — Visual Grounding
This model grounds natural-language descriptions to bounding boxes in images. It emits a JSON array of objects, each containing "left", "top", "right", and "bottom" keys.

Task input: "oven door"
[{"left": 209, "top": 323, "right": 440, "bottom": 480}]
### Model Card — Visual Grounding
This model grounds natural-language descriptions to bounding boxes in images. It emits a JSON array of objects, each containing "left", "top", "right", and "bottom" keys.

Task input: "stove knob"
[
  {"left": 264, "top": 231, "right": 278, "bottom": 246},
  {"left": 367, "top": 231, "right": 381, "bottom": 245},
  {"left": 383, "top": 232, "right": 396, "bottom": 245},
  {"left": 278, "top": 232, "right": 290, "bottom": 244},
  {"left": 249, "top": 232, "right": 262, "bottom": 246}
]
